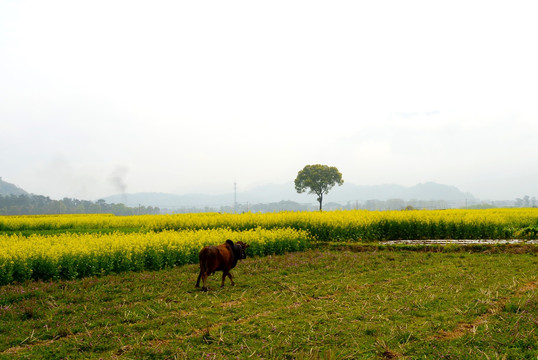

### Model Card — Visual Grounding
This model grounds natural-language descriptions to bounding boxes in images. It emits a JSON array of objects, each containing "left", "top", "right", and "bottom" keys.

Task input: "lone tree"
[{"left": 294, "top": 164, "right": 344, "bottom": 211}]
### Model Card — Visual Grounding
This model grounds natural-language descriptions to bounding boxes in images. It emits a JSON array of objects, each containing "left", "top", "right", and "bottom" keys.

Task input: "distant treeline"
[
  {"left": 341, "top": 197, "right": 536, "bottom": 211},
  {"left": 0, "top": 194, "right": 160, "bottom": 216},
  {"left": 165, "top": 201, "right": 316, "bottom": 214},
  {"left": 168, "top": 198, "right": 536, "bottom": 214}
]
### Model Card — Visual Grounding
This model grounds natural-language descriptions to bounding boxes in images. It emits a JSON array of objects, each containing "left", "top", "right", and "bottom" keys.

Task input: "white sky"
[{"left": 1, "top": 0, "right": 537, "bottom": 201}]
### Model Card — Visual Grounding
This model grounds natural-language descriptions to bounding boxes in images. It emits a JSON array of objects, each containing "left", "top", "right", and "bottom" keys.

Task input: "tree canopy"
[{"left": 294, "top": 164, "right": 344, "bottom": 211}]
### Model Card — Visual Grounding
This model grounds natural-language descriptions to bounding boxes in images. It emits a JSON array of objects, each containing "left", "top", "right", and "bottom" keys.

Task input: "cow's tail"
[
  {"left": 195, "top": 268, "right": 202, "bottom": 287},
  {"left": 196, "top": 249, "right": 209, "bottom": 288}
]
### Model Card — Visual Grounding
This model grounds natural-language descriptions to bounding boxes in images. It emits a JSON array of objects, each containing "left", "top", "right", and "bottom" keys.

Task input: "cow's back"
[{"left": 199, "top": 244, "right": 232, "bottom": 274}]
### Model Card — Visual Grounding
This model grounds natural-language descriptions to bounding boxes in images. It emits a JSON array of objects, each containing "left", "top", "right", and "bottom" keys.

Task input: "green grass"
[{"left": 0, "top": 249, "right": 536, "bottom": 359}]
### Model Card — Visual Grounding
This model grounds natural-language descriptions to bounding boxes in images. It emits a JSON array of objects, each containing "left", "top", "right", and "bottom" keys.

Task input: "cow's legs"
[
  {"left": 222, "top": 271, "right": 234, "bottom": 287},
  {"left": 201, "top": 273, "right": 209, "bottom": 292},
  {"left": 221, "top": 271, "right": 234, "bottom": 287}
]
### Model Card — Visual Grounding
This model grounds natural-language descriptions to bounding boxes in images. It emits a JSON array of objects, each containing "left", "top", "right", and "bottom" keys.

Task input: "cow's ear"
[
  {"left": 245, "top": 244, "right": 250, "bottom": 248},
  {"left": 226, "top": 239, "right": 234, "bottom": 248}
]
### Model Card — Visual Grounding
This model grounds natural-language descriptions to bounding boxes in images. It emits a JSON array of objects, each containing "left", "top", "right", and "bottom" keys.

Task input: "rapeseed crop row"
[
  {"left": 1, "top": 209, "right": 536, "bottom": 240},
  {"left": 0, "top": 228, "right": 310, "bottom": 285},
  {"left": 144, "top": 209, "right": 538, "bottom": 240}
]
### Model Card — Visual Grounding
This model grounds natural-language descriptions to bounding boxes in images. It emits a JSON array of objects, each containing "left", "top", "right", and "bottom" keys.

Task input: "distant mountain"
[
  {"left": 328, "top": 182, "right": 475, "bottom": 203},
  {"left": 102, "top": 182, "right": 476, "bottom": 209},
  {"left": 0, "top": 177, "right": 28, "bottom": 196}
]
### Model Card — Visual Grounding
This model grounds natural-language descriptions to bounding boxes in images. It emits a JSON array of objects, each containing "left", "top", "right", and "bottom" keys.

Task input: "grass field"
[{"left": 1, "top": 248, "right": 536, "bottom": 359}]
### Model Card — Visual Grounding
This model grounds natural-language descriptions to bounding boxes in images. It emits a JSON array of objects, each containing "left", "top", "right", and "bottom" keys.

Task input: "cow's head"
[{"left": 235, "top": 241, "right": 250, "bottom": 260}]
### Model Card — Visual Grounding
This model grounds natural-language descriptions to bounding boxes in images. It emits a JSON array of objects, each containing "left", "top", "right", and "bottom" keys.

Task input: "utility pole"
[{"left": 234, "top": 181, "right": 237, "bottom": 213}]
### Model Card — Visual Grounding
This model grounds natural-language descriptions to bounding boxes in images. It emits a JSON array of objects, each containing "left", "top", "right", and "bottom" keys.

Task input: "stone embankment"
[{"left": 380, "top": 239, "right": 538, "bottom": 245}]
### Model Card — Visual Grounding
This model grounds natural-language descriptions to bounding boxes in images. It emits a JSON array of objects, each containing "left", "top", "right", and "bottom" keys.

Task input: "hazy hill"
[
  {"left": 328, "top": 182, "right": 475, "bottom": 204},
  {"left": 0, "top": 176, "right": 476, "bottom": 211},
  {"left": 0, "top": 177, "right": 159, "bottom": 215},
  {"left": 102, "top": 182, "right": 476, "bottom": 209},
  {"left": 0, "top": 177, "right": 28, "bottom": 196}
]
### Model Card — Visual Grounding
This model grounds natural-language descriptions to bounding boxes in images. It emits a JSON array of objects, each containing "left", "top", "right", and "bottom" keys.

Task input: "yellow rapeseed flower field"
[
  {"left": 0, "top": 227, "right": 310, "bottom": 285},
  {"left": 1, "top": 209, "right": 537, "bottom": 239}
]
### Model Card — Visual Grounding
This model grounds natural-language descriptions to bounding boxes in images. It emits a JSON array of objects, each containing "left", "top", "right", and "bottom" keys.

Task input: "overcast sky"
[{"left": 1, "top": 0, "right": 537, "bottom": 201}]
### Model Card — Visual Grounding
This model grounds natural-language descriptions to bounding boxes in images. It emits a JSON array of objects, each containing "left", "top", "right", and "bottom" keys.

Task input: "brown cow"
[{"left": 195, "top": 240, "right": 249, "bottom": 291}]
